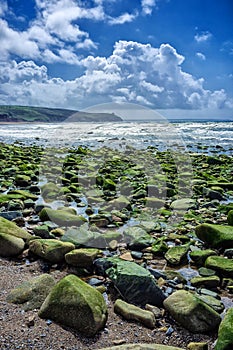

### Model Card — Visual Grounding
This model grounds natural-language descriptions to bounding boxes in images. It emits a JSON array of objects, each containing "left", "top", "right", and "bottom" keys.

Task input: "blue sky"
[{"left": 0, "top": 0, "right": 232, "bottom": 119}]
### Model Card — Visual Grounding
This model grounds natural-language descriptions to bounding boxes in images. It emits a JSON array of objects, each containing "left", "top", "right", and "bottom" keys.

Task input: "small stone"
[
  {"left": 108, "top": 240, "right": 118, "bottom": 251},
  {"left": 114, "top": 299, "right": 156, "bottom": 328},
  {"left": 145, "top": 304, "right": 162, "bottom": 318},
  {"left": 113, "top": 339, "right": 126, "bottom": 345},
  {"left": 119, "top": 252, "right": 134, "bottom": 261},
  {"left": 26, "top": 315, "right": 35, "bottom": 327},
  {"left": 198, "top": 267, "right": 216, "bottom": 277},
  {"left": 187, "top": 342, "right": 208, "bottom": 350}
]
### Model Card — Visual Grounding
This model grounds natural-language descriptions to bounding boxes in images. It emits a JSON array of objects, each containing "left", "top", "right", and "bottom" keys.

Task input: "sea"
[{"left": 0, "top": 120, "right": 232, "bottom": 154}]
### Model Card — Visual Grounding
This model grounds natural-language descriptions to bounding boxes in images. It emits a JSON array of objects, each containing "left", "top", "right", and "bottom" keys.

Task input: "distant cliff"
[{"left": 0, "top": 105, "right": 122, "bottom": 123}]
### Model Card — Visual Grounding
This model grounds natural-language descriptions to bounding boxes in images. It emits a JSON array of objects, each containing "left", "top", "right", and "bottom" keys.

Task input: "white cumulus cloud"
[{"left": 0, "top": 40, "right": 232, "bottom": 111}]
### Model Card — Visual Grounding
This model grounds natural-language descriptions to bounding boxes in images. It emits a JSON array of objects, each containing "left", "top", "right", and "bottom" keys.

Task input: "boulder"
[
  {"left": 0, "top": 216, "right": 31, "bottom": 240},
  {"left": 163, "top": 290, "right": 221, "bottom": 333},
  {"left": 0, "top": 232, "right": 25, "bottom": 257},
  {"left": 38, "top": 274, "right": 107, "bottom": 336},
  {"left": 6, "top": 274, "right": 55, "bottom": 311},
  {"left": 195, "top": 224, "right": 233, "bottom": 249},
  {"left": 205, "top": 256, "right": 233, "bottom": 278},
  {"left": 114, "top": 299, "right": 156, "bottom": 328},
  {"left": 39, "top": 208, "right": 86, "bottom": 226},
  {"left": 65, "top": 248, "right": 100, "bottom": 267},
  {"left": 214, "top": 307, "right": 233, "bottom": 350},
  {"left": 104, "top": 258, "right": 166, "bottom": 307},
  {"left": 29, "top": 239, "right": 75, "bottom": 263}
]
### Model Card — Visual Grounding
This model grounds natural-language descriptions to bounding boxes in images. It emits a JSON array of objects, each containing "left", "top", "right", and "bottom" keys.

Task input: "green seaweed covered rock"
[
  {"left": 39, "top": 207, "right": 86, "bottom": 226},
  {"left": 205, "top": 256, "right": 233, "bottom": 278},
  {"left": 104, "top": 258, "right": 165, "bottom": 307},
  {"left": 214, "top": 307, "right": 233, "bottom": 350},
  {"left": 29, "top": 239, "right": 75, "bottom": 263},
  {"left": 6, "top": 274, "right": 55, "bottom": 311},
  {"left": 0, "top": 216, "right": 31, "bottom": 240},
  {"left": 163, "top": 290, "right": 221, "bottom": 333},
  {"left": 0, "top": 232, "right": 25, "bottom": 257},
  {"left": 38, "top": 274, "right": 107, "bottom": 336},
  {"left": 195, "top": 224, "right": 233, "bottom": 249}
]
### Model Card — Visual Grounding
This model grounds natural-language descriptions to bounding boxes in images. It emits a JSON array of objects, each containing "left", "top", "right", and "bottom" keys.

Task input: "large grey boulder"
[
  {"left": 39, "top": 274, "right": 107, "bottom": 337},
  {"left": 163, "top": 290, "right": 221, "bottom": 333},
  {"left": 6, "top": 274, "right": 55, "bottom": 311}
]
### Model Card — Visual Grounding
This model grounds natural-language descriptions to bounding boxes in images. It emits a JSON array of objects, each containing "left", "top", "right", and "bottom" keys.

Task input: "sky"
[{"left": 0, "top": 0, "right": 233, "bottom": 119}]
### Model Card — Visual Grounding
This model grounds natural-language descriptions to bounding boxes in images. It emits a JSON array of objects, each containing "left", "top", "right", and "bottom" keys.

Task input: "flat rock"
[
  {"left": 39, "top": 274, "right": 107, "bottom": 336},
  {"left": 163, "top": 290, "right": 221, "bottom": 333},
  {"left": 114, "top": 299, "right": 156, "bottom": 328},
  {"left": 65, "top": 248, "right": 100, "bottom": 267}
]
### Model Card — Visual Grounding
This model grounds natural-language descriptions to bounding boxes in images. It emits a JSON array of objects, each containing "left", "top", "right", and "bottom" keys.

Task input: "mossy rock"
[
  {"left": 214, "top": 307, "right": 233, "bottom": 350},
  {"left": 205, "top": 256, "right": 233, "bottom": 278},
  {"left": 123, "top": 226, "right": 155, "bottom": 250},
  {"left": 6, "top": 274, "right": 56, "bottom": 311},
  {"left": 105, "top": 257, "right": 165, "bottom": 307},
  {"left": 38, "top": 274, "right": 107, "bottom": 336},
  {"left": 163, "top": 290, "right": 221, "bottom": 333},
  {"left": 29, "top": 239, "right": 75, "bottom": 263},
  {"left": 189, "top": 249, "right": 217, "bottom": 266},
  {"left": 227, "top": 210, "right": 233, "bottom": 226},
  {"left": 190, "top": 275, "right": 220, "bottom": 289},
  {"left": 165, "top": 243, "right": 190, "bottom": 265},
  {"left": 0, "top": 216, "right": 31, "bottom": 240},
  {"left": 65, "top": 248, "right": 101, "bottom": 267},
  {"left": 170, "top": 198, "right": 196, "bottom": 210},
  {"left": 0, "top": 232, "right": 25, "bottom": 257},
  {"left": 39, "top": 208, "right": 86, "bottom": 226},
  {"left": 195, "top": 224, "right": 233, "bottom": 249},
  {"left": 151, "top": 238, "right": 168, "bottom": 255}
]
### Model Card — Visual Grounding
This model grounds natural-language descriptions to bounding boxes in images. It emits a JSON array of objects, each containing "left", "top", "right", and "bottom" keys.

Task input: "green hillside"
[{"left": 0, "top": 105, "right": 122, "bottom": 122}]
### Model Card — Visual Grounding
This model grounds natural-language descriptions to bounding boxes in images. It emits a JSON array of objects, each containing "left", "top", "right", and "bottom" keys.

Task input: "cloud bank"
[{"left": 0, "top": 40, "right": 232, "bottom": 110}]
